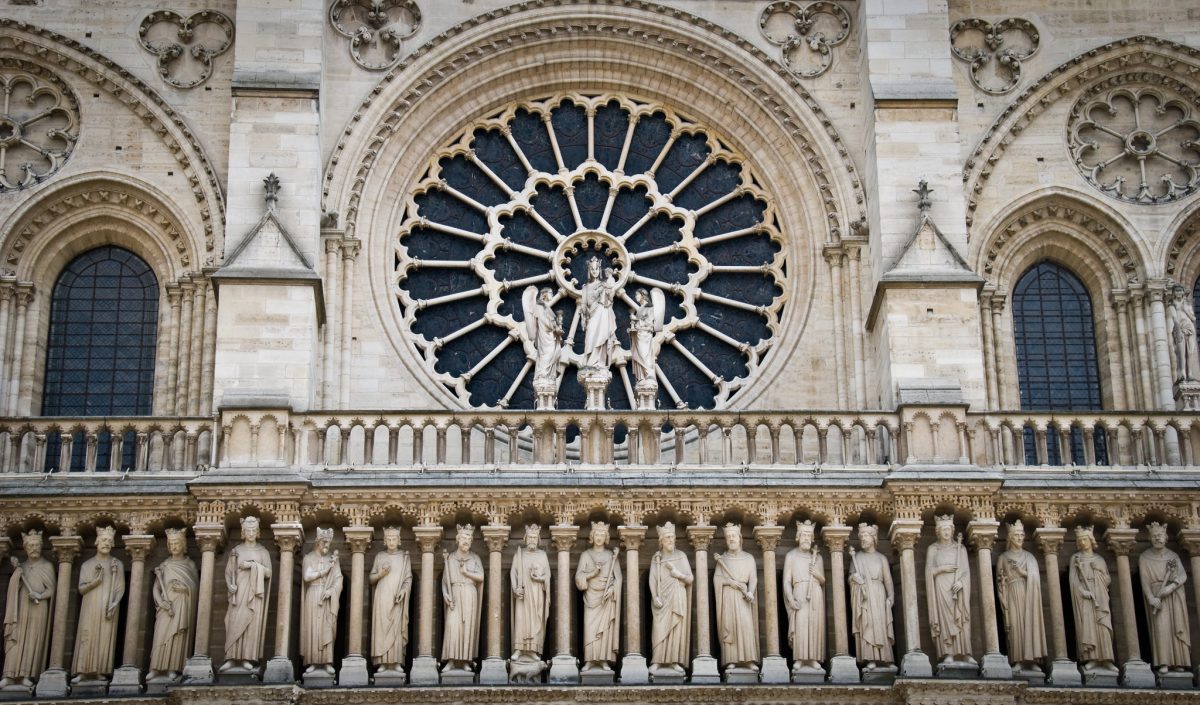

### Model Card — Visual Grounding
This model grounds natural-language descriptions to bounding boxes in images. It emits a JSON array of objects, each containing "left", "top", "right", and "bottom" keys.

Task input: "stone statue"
[
  {"left": 1069, "top": 526, "right": 1116, "bottom": 676},
  {"left": 576, "top": 521, "right": 621, "bottom": 673},
  {"left": 509, "top": 523, "right": 551, "bottom": 678},
  {"left": 995, "top": 520, "right": 1046, "bottom": 674},
  {"left": 629, "top": 287, "right": 665, "bottom": 409},
  {"left": 648, "top": 522, "right": 692, "bottom": 677},
  {"left": 370, "top": 526, "right": 412, "bottom": 677},
  {"left": 147, "top": 528, "right": 198, "bottom": 683},
  {"left": 220, "top": 516, "right": 272, "bottom": 674},
  {"left": 848, "top": 523, "right": 893, "bottom": 670},
  {"left": 300, "top": 527, "right": 342, "bottom": 674},
  {"left": 72, "top": 526, "right": 125, "bottom": 683},
  {"left": 782, "top": 520, "right": 825, "bottom": 674},
  {"left": 925, "top": 515, "right": 973, "bottom": 664},
  {"left": 713, "top": 523, "right": 759, "bottom": 674},
  {"left": 441, "top": 524, "right": 484, "bottom": 675},
  {"left": 0, "top": 530, "right": 54, "bottom": 689},
  {"left": 579, "top": 257, "right": 618, "bottom": 370},
  {"left": 522, "top": 286, "right": 564, "bottom": 409},
  {"left": 1139, "top": 522, "right": 1190, "bottom": 672},
  {"left": 1168, "top": 283, "right": 1199, "bottom": 381}
]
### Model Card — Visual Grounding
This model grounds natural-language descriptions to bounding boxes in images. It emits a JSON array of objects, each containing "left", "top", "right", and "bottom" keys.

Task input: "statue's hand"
[
  {"left": 950, "top": 581, "right": 963, "bottom": 595},
  {"left": 1150, "top": 596, "right": 1162, "bottom": 609},
  {"left": 810, "top": 562, "right": 821, "bottom": 577},
  {"left": 446, "top": 599, "right": 456, "bottom": 611},
  {"left": 514, "top": 588, "right": 524, "bottom": 599},
  {"left": 1080, "top": 590, "right": 1093, "bottom": 600},
  {"left": 653, "top": 598, "right": 664, "bottom": 609},
  {"left": 378, "top": 563, "right": 390, "bottom": 575},
  {"left": 850, "top": 574, "right": 865, "bottom": 585}
]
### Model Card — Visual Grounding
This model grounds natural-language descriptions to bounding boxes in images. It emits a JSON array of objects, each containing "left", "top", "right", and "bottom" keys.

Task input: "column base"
[
  {"left": 262, "top": 656, "right": 294, "bottom": 684},
  {"left": 980, "top": 652, "right": 1013, "bottom": 680},
  {"left": 547, "top": 654, "right": 579, "bottom": 684},
  {"left": 828, "top": 655, "right": 860, "bottom": 684},
  {"left": 479, "top": 657, "right": 508, "bottom": 685},
  {"left": 108, "top": 666, "right": 143, "bottom": 695},
  {"left": 760, "top": 655, "right": 789, "bottom": 684},
  {"left": 1048, "top": 658, "right": 1082, "bottom": 687},
  {"left": 409, "top": 656, "right": 439, "bottom": 685},
  {"left": 689, "top": 655, "right": 720, "bottom": 684},
  {"left": 301, "top": 667, "right": 336, "bottom": 689},
  {"left": 619, "top": 653, "right": 649, "bottom": 684},
  {"left": 1121, "top": 659, "right": 1155, "bottom": 688},
  {"left": 899, "top": 650, "right": 933, "bottom": 678},
  {"left": 182, "top": 655, "right": 214, "bottom": 685},
  {"left": 338, "top": 655, "right": 369, "bottom": 688},
  {"left": 34, "top": 668, "right": 69, "bottom": 699}
]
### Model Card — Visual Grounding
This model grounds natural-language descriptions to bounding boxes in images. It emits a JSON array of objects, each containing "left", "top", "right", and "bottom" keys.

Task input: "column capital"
[
  {"left": 121, "top": 534, "right": 156, "bottom": 561},
  {"left": 966, "top": 520, "right": 1000, "bottom": 551},
  {"left": 324, "top": 236, "right": 342, "bottom": 254},
  {"left": 343, "top": 526, "right": 374, "bottom": 554},
  {"left": 1033, "top": 527, "right": 1067, "bottom": 556},
  {"left": 687, "top": 524, "right": 717, "bottom": 551},
  {"left": 820, "top": 524, "right": 851, "bottom": 552},
  {"left": 193, "top": 524, "right": 226, "bottom": 553},
  {"left": 49, "top": 535, "right": 83, "bottom": 563},
  {"left": 888, "top": 519, "right": 923, "bottom": 550},
  {"left": 1105, "top": 527, "right": 1139, "bottom": 556},
  {"left": 13, "top": 284, "right": 34, "bottom": 307},
  {"left": 413, "top": 525, "right": 443, "bottom": 553},
  {"left": 341, "top": 238, "right": 361, "bottom": 261},
  {"left": 481, "top": 524, "right": 511, "bottom": 553},
  {"left": 1178, "top": 528, "right": 1200, "bottom": 556},
  {"left": 753, "top": 524, "right": 785, "bottom": 552},
  {"left": 270, "top": 523, "right": 304, "bottom": 553},
  {"left": 549, "top": 524, "right": 579, "bottom": 553},
  {"left": 617, "top": 525, "right": 647, "bottom": 550}
]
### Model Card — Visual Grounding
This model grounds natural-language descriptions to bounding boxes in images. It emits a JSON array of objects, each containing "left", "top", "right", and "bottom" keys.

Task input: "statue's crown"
[
  {"left": 240, "top": 516, "right": 260, "bottom": 530},
  {"left": 591, "top": 521, "right": 609, "bottom": 532},
  {"left": 857, "top": 523, "right": 878, "bottom": 537},
  {"left": 456, "top": 524, "right": 475, "bottom": 539},
  {"left": 934, "top": 514, "right": 955, "bottom": 529},
  {"left": 1074, "top": 525, "right": 1095, "bottom": 541},
  {"left": 1008, "top": 519, "right": 1025, "bottom": 533},
  {"left": 383, "top": 525, "right": 402, "bottom": 538},
  {"left": 165, "top": 527, "right": 187, "bottom": 542},
  {"left": 796, "top": 519, "right": 816, "bottom": 534},
  {"left": 525, "top": 523, "right": 541, "bottom": 537},
  {"left": 1147, "top": 521, "right": 1168, "bottom": 536},
  {"left": 316, "top": 526, "right": 334, "bottom": 542},
  {"left": 658, "top": 521, "right": 676, "bottom": 537},
  {"left": 96, "top": 526, "right": 116, "bottom": 541}
]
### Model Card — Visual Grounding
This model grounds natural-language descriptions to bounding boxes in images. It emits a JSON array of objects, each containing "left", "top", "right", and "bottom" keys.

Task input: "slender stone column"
[
  {"left": 1106, "top": 528, "right": 1154, "bottom": 688},
  {"left": 339, "top": 240, "right": 359, "bottom": 410},
  {"left": 822, "top": 525, "right": 858, "bottom": 683},
  {"left": 6, "top": 287, "right": 31, "bottom": 414},
  {"left": 753, "top": 525, "right": 789, "bottom": 683},
  {"left": 339, "top": 526, "right": 373, "bottom": 687},
  {"left": 410, "top": 525, "right": 442, "bottom": 685},
  {"left": 889, "top": 520, "right": 932, "bottom": 677},
  {"left": 1177, "top": 529, "right": 1200, "bottom": 684},
  {"left": 322, "top": 237, "right": 340, "bottom": 407},
  {"left": 263, "top": 524, "right": 302, "bottom": 683},
  {"left": 966, "top": 521, "right": 1010, "bottom": 679},
  {"left": 618, "top": 525, "right": 648, "bottom": 684},
  {"left": 36, "top": 535, "right": 83, "bottom": 697},
  {"left": 1034, "top": 528, "right": 1081, "bottom": 686},
  {"left": 479, "top": 525, "right": 510, "bottom": 684},
  {"left": 175, "top": 282, "right": 194, "bottom": 415},
  {"left": 991, "top": 296, "right": 1009, "bottom": 409},
  {"left": 687, "top": 525, "right": 720, "bottom": 683},
  {"left": 548, "top": 525, "right": 580, "bottom": 684},
  {"left": 110, "top": 535, "right": 156, "bottom": 694},
  {"left": 182, "top": 526, "right": 224, "bottom": 684}
]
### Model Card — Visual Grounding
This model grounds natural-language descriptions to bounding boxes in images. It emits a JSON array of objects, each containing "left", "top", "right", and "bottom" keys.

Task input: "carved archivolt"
[
  {"left": 758, "top": 1, "right": 851, "bottom": 79},
  {"left": 949, "top": 18, "right": 1039, "bottom": 95},
  {"left": 1069, "top": 77, "right": 1200, "bottom": 204},
  {"left": 0, "top": 58, "right": 78, "bottom": 192},
  {"left": 136, "top": 10, "right": 233, "bottom": 89},
  {"left": 329, "top": 0, "right": 421, "bottom": 71}
]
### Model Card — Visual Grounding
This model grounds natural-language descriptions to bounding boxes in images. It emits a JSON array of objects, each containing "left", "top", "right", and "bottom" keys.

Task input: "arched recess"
[
  {"left": 0, "top": 175, "right": 215, "bottom": 418},
  {"left": 321, "top": 0, "right": 867, "bottom": 410},
  {"left": 1164, "top": 204, "right": 1200, "bottom": 291},
  {"left": 972, "top": 191, "right": 1148, "bottom": 411}
]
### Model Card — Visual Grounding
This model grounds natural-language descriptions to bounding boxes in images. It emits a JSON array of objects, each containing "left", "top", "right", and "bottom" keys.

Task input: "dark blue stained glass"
[
  {"left": 438, "top": 154, "right": 508, "bottom": 206},
  {"left": 654, "top": 133, "right": 711, "bottom": 195},
  {"left": 486, "top": 250, "right": 548, "bottom": 285},
  {"left": 703, "top": 272, "right": 781, "bottom": 307},
  {"left": 401, "top": 224, "right": 478, "bottom": 262},
  {"left": 626, "top": 212, "right": 683, "bottom": 254},
  {"left": 499, "top": 211, "right": 558, "bottom": 252},
  {"left": 674, "top": 159, "right": 742, "bottom": 211},
  {"left": 657, "top": 344, "right": 717, "bottom": 409},
  {"left": 550, "top": 100, "right": 588, "bottom": 170},
  {"left": 414, "top": 190, "right": 488, "bottom": 234},
  {"left": 437, "top": 324, "right": 509, "bottom": 378},
  {"left": 472, "top": 128, "right": 527, "bottom": 192},
  {"left": 633, "top": 251, "right": 694, "bottom": 288},
  {"left": 694, "top": 194, "right": 766, "bottom": 239},
  {"left": 574, "top": 173, "right": 610, "bottom": 231},
  {"left": 1014, "top": 261, "right": 1105, "bottom": 464},
  {"left": 696, "top": 300, "right": 771, "bottom": 346},
  {"left": 531, "top": 184, "right": 575, "bottom": 237},
  {"left": 606, "top": 187, "right": 651, "bottom": 238},
  {"left": 594, "top": 101, "right": 629, "bottom": 171},
  {"left": 411, "top": 294, "right": 487, "bottom": 343},
  {"left": 510, "top": 109, "right": 557, "bottom": 174},
  {"left": 700, "top": 232, "right": 781, "bottom": 270},
  {"left": 673, "top": 327, "right": 750, "bottom": 382},
  {"left": 403, "top": 269, "right": 479, "bottom": 301},
  {"left": 624, "top": 112, "right": 671, "bottom": 175},
  {"left": 464, "top": 340, "right": 528, "bottom": 407}
]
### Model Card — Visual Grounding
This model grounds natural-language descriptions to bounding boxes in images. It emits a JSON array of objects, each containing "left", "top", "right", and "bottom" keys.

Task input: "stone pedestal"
[
  {"left": 143, "top": 674, "right": 179, "bottom": 696},
  {"left": 440, "top": 667, "right": 476, "bottom": 685},
  {"left": 262, "top": 656, "right": 293, "bottom": 684},
  {"left": 1175, "top": 379, "right": 1200, "bottom": 410},
  {"left": 760, "top": 655, "right": 790, "bottom": 684},
  {"left": 33, "top": 668, "right": 69, "bottom": 698},
  {"left": 1120, "top": 659, "right": 1155, "bottom": 688},
  {"left": 479, "top": 657, "right": 508, "bottom": 685},
  {"left": 1048, "top": 658, "right": 1081, "bottom": 687},
  {"left": 634, "top": 379, "right": 657, "bottom": 411},
  {"left": 372, "top": 667, "right": 407, "bottom": 687},
  {"left": 338, "top": 655, "right": 369, "bottom": 688},
  {"left": 619, "top": 653, "right": 649, "bottom": 685},
  {"left": 791, "top": 661, "right": 826, "bottom": 684},
  {"left": 548, "top": 654, "right": 580, "bottom": 684},
  {"left": 1158, "top": 670, "right": 1194, "bottom": 690},
  {"left": 861, "top": 663, "right": 898, "bottom": 685},
  {"left": 980, "top": 652, "right": 1013, "bottom": 680},
  {"left": 724, "top": 665, "right": 759, "bottom": 684},
  {"left": 69, "top": 679, "right": 108, "bottom": 698},
  {"left": 301, "top": 668, "right": 335, "bottom": 688},
  {"left": 0, "top": 684, "right": 32, "bottom": 701},
  {"left": 648, "top": 664, "right": 687, "bottom": 684},
  {"left": 828, "top": 654, "right": 861, "bottom": 684},
  {"left": 1082, "top": 665, "right": 1118, "bottom": 688},
  {"left": 1012, "top": 664, "right": 1045, "bottom": 685},
  {"left": 108, "top": 666, "right": 143, "bottom": 695},
  {"left": 534, "top": 378, "right": 557, "bottom": 411},
  {"left": 689, "top": 655, "right": 720, "bottom": 684},
  {"left": 578, "top": 366, "right": 611, "bottom": 411},
  {"left": 579, "top": 666, "right": 615, "bottom": 685},
  {"left": 937, "top": 659, "right": 980, "bottom": 679},
  {"left": 409, "top": 656, "right": 439, "bottom": 685},
  {"left": 182, "top": 655, "right": 214, "bottom": 685}
]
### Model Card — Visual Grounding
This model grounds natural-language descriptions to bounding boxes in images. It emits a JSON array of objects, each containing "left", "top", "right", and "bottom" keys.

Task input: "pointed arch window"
[{"left": 1013, "top": 261, "right": 1106, "bottom": 464}]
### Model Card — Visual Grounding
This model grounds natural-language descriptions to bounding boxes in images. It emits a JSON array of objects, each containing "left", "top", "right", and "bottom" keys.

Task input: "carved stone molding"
[
  {"left": 949, "top": 18, "right": 1039, "bottom": 95},
  {"left": 758, "top": 1, "right": 851, "bottom": 79},
  {"left": 137, "top": 9, "right": 233, "bottom": 89},
  {"left": 0, "top": 58, "right": 78, "bottom": 192},
  {"left": 329, "top": 0, "right": 421, "bottom": 71}
]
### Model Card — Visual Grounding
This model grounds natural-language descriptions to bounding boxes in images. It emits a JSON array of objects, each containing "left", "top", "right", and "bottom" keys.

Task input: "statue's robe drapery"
[
  {"left": 996, "top": 548, "right": 1047, "bottom": 664},
  {"left": 370, "top": 551, "right": 412, "bottom": 666},
  {"left": 1069, "top": 551, "right": 1114, "bottom": 662},
  {"left": 713, "top": 551, "right": 759, "bottom": 666},
  {"left": 3, "top": 557, "right": 55, "bottom": 679},
  {"left": 300, "top": 551, "right": 343, "bottom": 666},
  {"left": 783, "top": 549, "right": 825, "bottom": 662},
  {"left": 149, "top": 557, "right": 198, "bottom": 673},
  {"left": 223, "top": 542, "right": 272, "bottom": 662},
  {"left": 577, "top": 548, "right": 621, "bottom": 663},
  {"left": 73, "top": 555, "right": 125, "bottom": 676},
  {"left": 925, "top": 541, "right": 971, "bottom": 659},
  {"left": 1139, "top": 549, "right": 1191, "bottom": 668},
  {"left": 441, "top": 551, "right": 483, "bottom": 662},
  {"left": 510, "top": 547, "right": 551, "bottom": 656},
  {"left": 849, "top": 550, "right": 893, "bottom": 663},
  {"left": 648, "top": 549, "right": 692, "bottom": 667}
]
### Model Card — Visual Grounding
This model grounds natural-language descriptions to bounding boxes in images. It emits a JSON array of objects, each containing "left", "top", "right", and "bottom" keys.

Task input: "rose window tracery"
[
  {"left": 1069, "top": 84, "right": 1200, "bottom": 204},
  {"left": 0, "top": 61, "right": 79, "bottom": 192},
  {"left": 394, "top": 94, "right": 787, "bottom": 410}
]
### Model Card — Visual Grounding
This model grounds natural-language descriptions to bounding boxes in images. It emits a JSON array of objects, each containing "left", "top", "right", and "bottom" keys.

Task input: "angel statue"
[
  {"left": 579, "top": 257, "right": 618, "bottom": 370},
  {"left": 523, "top": 286, "right": 564, "bottom": 409},
  {"left": 629, "top": 288, "right": 665, "bottom": 409}
]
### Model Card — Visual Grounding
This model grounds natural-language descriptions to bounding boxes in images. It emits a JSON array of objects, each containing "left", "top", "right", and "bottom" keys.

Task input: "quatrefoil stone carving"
[
  {"left": 759, "top": 1, "right": 851, "bottom": 79},
  {"left": 950, "top": 18, "right": 1039, "bottom": 95},
  {"left": 329, "top": 0, "right": 422, "bottom": 71},
  {"left": 137, "top": 9, "right": 234, "bottom": 89}
]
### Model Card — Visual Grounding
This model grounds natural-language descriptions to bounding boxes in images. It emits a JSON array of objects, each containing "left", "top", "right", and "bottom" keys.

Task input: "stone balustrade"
[{"left": 0, "top": 416, "right": 214, "bottom": 474}]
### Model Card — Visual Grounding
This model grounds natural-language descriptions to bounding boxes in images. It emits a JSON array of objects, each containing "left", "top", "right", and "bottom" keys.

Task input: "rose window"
[
  {"left": 1069, "top": 85, "right": 1200, "bottom": 203},
  {"left": 395, "top": 94, "right": 786, "bottom": 410},
  {"left": 0, "top": 62, "right": 79, "bottom": 192}
]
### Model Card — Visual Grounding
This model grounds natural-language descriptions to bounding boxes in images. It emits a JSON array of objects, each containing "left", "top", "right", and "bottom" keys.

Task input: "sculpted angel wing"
[
  {"left": 650, "top": 288, "right": 666, "bottom": 332},
  {"left": 521, "top": 286, "right": 538, "bottom": 343}
]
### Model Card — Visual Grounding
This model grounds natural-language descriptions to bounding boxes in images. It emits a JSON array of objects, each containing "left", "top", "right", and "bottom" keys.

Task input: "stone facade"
[{"left": 1, "top": 0, "right": 1200, "bottom": 703}]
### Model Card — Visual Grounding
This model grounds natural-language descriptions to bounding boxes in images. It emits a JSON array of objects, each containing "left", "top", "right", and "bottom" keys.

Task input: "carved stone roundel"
[
  {"left": 0, "top": 59, "right": 79, "bottom": 192},
  {"left": 394, "top": 94, "right": 787, "bottom": 410},
  {"left": 137, "top": 10, "right": 234, "bottom": 89}
]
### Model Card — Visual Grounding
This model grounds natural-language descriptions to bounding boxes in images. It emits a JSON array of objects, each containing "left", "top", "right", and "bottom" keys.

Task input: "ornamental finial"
[
  {"left": 914, "top": 179, "right": 933, "bottom": 214},
  {"left": 264, "top": 172, "right": 281, "bottom": 212}
]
